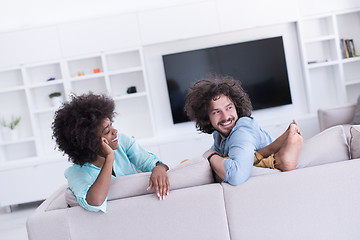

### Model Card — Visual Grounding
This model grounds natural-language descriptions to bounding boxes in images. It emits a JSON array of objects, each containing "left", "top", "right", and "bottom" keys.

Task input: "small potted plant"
[
  {"left": 49, "top": 92, "right": 62, "bottom": 108},
  {"left": 1, "top": 116, "right": 21, "bottom": 141}
]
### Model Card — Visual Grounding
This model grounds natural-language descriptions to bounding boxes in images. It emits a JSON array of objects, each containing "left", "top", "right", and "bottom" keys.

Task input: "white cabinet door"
[
  {"left": 0, "top": 26, "right": 62, "bottom": 68},
  {"left": 0, "top": 161, "right": 70, "bottom": 206},
  {"left": 58, "top": 13, "right": 141, "bottom": 57},
  {"left": 217, "top": 0, "right": 299, "bottom": 33},
  {"left": 138, "top": 1, "right": 220, "bottom": 45}
]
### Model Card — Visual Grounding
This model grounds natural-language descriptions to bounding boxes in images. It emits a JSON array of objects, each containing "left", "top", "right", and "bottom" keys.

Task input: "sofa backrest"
[
  {"left": 317, "top": 103, "right": 356, "bottom": 131},
  {"left": 66, "top": 184, "right": 230, "bottom": 240},
  {"left": 46, "top": 156, "right": 214, "bottom": 211}
]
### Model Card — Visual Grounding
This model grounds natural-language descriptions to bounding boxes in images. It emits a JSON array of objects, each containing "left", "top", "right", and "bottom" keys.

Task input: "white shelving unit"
[
  {"left": 0, "top": 48, "right": 154, "bottom": 170},
  {"left": 298, "top": 9, "right": 360, "bottom": 112},
  {"left": 337, "top": 10, "right": 360, "bottom": 102}
]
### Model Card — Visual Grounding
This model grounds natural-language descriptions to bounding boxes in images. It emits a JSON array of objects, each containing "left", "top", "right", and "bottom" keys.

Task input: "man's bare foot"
[{"left": 274, "top": 124, "right": 303, "bottom": 171}]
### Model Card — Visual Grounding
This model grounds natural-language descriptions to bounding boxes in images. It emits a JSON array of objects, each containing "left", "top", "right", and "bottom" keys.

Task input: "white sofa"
[{"left": 26, "top": 125, "right": 360, "bottom": 240}]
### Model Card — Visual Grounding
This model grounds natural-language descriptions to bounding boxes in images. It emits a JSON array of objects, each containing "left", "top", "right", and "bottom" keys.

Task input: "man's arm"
[
  {"left": 205, "top": 140, "right": 256, "bottom": 186},
  {"left": 204, "top": 150, "right": 226, "bottom": 180}
]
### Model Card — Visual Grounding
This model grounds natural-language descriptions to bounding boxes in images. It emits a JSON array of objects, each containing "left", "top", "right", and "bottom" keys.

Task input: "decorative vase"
[
  {"left": 1, "top": 128, "right": 19, "bottom": 141},
  {"left": 51, "top": 96, "right": 62, "bottom": 108}
]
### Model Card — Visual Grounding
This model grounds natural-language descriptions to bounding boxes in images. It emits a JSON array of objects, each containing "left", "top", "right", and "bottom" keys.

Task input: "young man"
[{"left": 184, "top": 75, "right": 303, "bottom": 186}]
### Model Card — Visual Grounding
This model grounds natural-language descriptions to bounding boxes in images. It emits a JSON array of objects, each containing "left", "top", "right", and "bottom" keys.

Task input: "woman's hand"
[
  {"left": 100, "top": 137, "right": 114, "bottom": 158},
  {"left": 147, "top": 163, "right": 169, "bottom": 200}
]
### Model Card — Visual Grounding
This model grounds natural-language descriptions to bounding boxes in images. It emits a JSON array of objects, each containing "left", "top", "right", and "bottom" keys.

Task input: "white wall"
[
  {"left": 0, "top": 0, "right": 357, "bottom": 139},
  {"left": 0, "top": 0, "right": 203, "bottom": 33},
  {"left": 298, "top": 0, "right": 360, "bottom": 17},
  {"left": 143, "top": 22, "right": 307, "bottom": 137},
  {"left": 0, "top": 0, "right": 358, "bottom": 138}
]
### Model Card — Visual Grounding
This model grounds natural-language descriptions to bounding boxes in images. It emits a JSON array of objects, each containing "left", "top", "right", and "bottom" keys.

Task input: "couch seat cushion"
[{"left": 222, "top": 160, "right": 360, "bottom": 240}]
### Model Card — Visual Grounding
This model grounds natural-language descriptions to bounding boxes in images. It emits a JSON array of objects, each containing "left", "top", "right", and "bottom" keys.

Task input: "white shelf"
[
  {"left": 113, "top": 92, "right": 147, "bottom": 100},
  {"left": 298, "top": 8, "right": 360, "bottom": 112},
  {"left": 25, "top": 62, "right": 63, "bottom": 85},
  {"left": 304, "top": 35, "right": 336, "bottom": 43},
  {"left": 0, "top": 137, "right": 35, "bottom": 146},
  {"left": 28, "top": 78, "right": 64, "bottom": 88},
  {"left": 0, "top": 47, "right": 154, "bottom": 171},
  {"left": 342, "top": 56, "right": 360, "bottom": 63},
  {"left": 33, "top": 107, "right": 58, "bottom": 114},
  {"left": 0, "top": 85, "right": 25, "bottom": 93},
  {"left": 307, "top": 60, "right": 339, "bottom": 68},
  {"left": 108, "top": 66, "right": 143, "bottom": 76},
  {"left": 345, "top": 79, "right": 360, "bottom": 86},
  {"left": 69, "top": 72, "right": 105, "bottom": 82}
]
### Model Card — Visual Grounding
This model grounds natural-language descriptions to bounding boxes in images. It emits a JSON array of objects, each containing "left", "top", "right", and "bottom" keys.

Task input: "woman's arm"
[
  {"left": 86, "top": 137, "right": 114, "bottom": 206},
  {"left": 147, "top": 162, "right": 169, "bottom": 200}
]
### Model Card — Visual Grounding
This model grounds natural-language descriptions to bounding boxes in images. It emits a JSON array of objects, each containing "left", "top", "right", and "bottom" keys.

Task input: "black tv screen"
[{"left": 162, "top": 36, "right": 292, "bottom": 124}]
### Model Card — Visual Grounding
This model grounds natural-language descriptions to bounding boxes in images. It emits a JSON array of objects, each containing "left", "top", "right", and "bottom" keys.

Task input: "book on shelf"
[{"left": 340, "top": 38, "right": 358, "bottom": 58}]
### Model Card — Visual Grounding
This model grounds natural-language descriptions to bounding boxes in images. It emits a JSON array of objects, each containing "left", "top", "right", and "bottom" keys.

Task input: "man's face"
[{"left": 208, "top": 94, "right": 238, "bottom": 138}]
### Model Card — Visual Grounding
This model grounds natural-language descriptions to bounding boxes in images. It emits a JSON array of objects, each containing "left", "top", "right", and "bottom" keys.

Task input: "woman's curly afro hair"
[
  {"left": 52, "top": 93, "right": 115, "bottom": 166},
  {"left": 184, "top": 74, "right": 252, "bottom": 134}
]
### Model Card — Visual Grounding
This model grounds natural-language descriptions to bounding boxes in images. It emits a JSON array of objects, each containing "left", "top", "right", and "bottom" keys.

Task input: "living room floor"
[{"left": 0, "top": 201, "right": 41, "bottom": 240}]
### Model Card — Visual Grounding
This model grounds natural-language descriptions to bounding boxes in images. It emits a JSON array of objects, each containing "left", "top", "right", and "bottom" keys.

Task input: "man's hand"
[{"left": 147, "top": 163, "right": 169, "bottom": 200}]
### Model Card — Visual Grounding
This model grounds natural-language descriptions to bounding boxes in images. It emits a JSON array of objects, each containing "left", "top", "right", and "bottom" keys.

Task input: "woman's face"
[{"left": 99, "top": 118, "right": 119, "bottom": 150}]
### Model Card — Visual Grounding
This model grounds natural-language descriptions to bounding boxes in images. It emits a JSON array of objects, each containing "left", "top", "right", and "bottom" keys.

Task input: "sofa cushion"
[
  {"left": 43, "top": 185, "right": 69, "bottom": 211},
  {"left": 296, "top": 125, "right": 349, "bottom": 169},
  {"left": 250, "top": 166, "right": 280, "bottom": 177},
  {"left": 222, "top": 160, "right": 360, "bottom": 240},
  {"left": 350, "top": 125, "right": 360, "bottom": 159},
  {"left": 65, "top": 156, "right": 214, "bottom": 207},
  {"left": 352, "top": 95, "right": 360, "bottom": 124}
]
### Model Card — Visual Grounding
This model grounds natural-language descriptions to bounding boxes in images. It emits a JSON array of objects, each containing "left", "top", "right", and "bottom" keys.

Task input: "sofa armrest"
[
  {"left": 317, "top": 103, "right": 356, "bottom": 131},
  {"left": 26, "top": 185, "right": 71, "bottom": 240}
]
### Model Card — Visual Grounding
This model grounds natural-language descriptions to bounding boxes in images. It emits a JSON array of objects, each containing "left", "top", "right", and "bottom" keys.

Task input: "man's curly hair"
[
  {"left": 184, "top": 75, "right": 252, "bottom": 134},
  {"left": 52, "top": 93, "right": 115, "bottom": 166}
]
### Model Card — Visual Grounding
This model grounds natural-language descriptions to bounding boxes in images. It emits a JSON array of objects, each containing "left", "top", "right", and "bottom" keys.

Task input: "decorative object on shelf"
[
  {"left": 127, "top": 86, "right": 137, "bottom": 94},
  {"left": 75, "top": 72, "right": 85, "bottom": 77},
  {"left": 47, "top": 77, "right": 56, "bottom": 82},
  {"left": 340, "top": 39, "right": 358, "bottom": 58},
  {"left": 49, "top": 92, "right": 62, "bottom": 108},
  {"left": 308, "top": 60, "right": 329, "bottom": 64},
  {"left": 93, "top": 68, "right": 100, "bottom": 73},
  {"left": 1, "top": 116, "right": 21, "bottom": 141}
]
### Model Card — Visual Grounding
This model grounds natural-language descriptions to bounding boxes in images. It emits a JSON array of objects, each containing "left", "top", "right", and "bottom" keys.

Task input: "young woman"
[{"left": 52, "top": 93, "right": 169, "bottom": 212}]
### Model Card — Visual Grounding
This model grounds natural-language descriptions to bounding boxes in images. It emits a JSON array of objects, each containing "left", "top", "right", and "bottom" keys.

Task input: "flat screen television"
[{"left": 162, "top": 36, "right": 292, "bottom": 124}]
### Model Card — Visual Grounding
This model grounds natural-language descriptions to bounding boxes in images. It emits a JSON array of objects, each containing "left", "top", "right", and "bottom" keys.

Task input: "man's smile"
[{"left": 218, "top": 118, "right": 235, "bottom": 127}]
